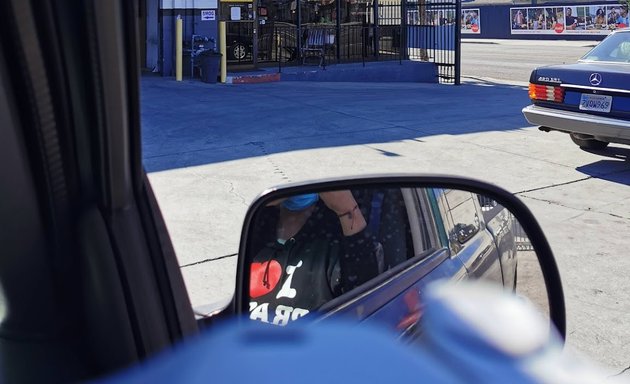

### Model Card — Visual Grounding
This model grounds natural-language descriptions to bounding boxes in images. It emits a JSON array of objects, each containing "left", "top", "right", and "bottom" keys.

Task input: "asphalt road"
[
  {"left": 461, "top": 39, "right": 598, "bottom": 84},
  {"left": 141, "top": 56, "right": 630, "bottom": 378}
]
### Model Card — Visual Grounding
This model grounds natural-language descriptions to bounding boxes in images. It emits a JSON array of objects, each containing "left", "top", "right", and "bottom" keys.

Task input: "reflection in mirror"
[
  {"left": 244, "top": 186, "right": 549, "bottom": 335},
  {"left": 477, "top": 194, "right": 549, "bottom": 320}
]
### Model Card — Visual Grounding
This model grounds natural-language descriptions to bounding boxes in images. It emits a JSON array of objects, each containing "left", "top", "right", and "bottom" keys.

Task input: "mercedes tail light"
[{"left": 529, "top": 83, "right": 565, "bottom": 103}]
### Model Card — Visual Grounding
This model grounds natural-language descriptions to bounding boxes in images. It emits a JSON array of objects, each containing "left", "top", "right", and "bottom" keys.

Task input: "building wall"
[
  {"left": 463, "top": 1, "right": 624, "bottom": 40},
  {"left": 147, "top": 0, "right": 160, "bottom": 70},
  {"left": 160, "top": 0, "right": 220, "bottom": 76}
]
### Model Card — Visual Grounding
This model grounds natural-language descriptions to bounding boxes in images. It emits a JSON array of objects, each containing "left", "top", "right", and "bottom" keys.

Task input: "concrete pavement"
[{"left": 141, "top": 76, "right": 630, "bottom": 377}]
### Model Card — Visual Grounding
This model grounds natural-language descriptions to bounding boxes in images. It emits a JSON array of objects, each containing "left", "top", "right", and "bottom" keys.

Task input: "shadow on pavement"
[
  {"left": 582, "top": 145, "right": 630, "bottom": 161},
  {"left": 141, "top": 77, "right": 530, "bottom": 173},
  {"left": 576, "top": 145, "right": 630, "bottom": 186}
]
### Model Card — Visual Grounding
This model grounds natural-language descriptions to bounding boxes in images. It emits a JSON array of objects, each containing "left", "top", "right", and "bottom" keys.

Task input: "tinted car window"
[{"left": 581, "top": 31, "right": 630, "bottom": 62}]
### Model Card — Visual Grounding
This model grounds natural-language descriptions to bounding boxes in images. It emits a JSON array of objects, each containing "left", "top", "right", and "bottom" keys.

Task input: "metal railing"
[
  {"left": 405, "top": 0, "right": 459, "bottom": 84},
  {"left": 513, "top": 221, "right": 534, "bottom": 252},
  {"left": 259, "top": 23, "right": 298, "bottom": 64},
  {"left": 261, "top": 24, "right": 405, "bottom": 70},
  {"left": 225, "top": 0, "right": 460, "bottom": 84}
]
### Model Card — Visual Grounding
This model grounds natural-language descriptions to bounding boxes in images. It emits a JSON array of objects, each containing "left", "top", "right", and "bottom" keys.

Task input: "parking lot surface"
[{"left": 142, "top": 76, "right": 630, "bottom": 376}]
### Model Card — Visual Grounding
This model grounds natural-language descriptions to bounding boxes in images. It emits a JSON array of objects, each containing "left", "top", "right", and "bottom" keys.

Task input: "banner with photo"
[
  {"left": 510, "top": 4, "right": 628, "bottom": 35},
  {"left": 462, "top": 9, "right": 481, "bottom": 33}
]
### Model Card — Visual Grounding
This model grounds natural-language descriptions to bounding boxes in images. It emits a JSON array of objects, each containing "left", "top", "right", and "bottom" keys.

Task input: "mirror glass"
[{"left": 244, "top": 185, "right": 549, "bottom": 334}]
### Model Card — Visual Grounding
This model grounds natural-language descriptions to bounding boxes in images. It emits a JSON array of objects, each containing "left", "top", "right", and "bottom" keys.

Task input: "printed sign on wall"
[
  {"left": 201, "top": 10, "right": 216, "bottom": 21},
  {"left": 462, "top": 9, "right": 481, "bottom": 33},
  {"left": 510, "top": 4, "right": 628, "bottom": 35}
]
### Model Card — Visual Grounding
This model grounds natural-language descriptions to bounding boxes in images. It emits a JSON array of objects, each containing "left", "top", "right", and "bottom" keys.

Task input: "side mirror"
[{"left": 234, "top": 175, "right": 565, "bottom": 340}]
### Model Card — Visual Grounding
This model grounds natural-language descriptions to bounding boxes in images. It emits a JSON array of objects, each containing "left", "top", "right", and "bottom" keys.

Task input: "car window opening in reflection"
[{"left": 244, "top": 186, "right": 546, "bottom": 332}]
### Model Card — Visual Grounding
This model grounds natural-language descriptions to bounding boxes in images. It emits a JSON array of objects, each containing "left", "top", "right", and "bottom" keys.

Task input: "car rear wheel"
[{"left": 570, "top": 133, "right": 609, "bottom": 150}]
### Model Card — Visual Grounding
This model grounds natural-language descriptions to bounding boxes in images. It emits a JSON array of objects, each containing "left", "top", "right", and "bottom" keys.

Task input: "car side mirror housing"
[{"left": 233, "top": 175, "right": 566, "bottom": 340}]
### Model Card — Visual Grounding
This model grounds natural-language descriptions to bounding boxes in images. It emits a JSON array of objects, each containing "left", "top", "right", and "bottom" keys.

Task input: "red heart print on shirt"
[{"left": 250, "top": 260, "right": 282, "bottom": 298}]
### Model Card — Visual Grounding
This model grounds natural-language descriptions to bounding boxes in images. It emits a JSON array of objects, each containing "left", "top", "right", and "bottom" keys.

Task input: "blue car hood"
[{"left": 532, "top": 62, "right": 630, "bottom": 89}]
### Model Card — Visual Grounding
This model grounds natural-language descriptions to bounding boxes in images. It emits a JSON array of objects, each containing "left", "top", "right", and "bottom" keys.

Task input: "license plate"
[{"left": 579, "top": 94, "right": 612, "bottom": 113}]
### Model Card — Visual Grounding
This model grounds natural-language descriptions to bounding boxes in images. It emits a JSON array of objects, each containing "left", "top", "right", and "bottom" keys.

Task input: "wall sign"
[
  {"left": 462, "top": 9, "right": 481, "bottom": 34},
  {"left": 201, "top": 9, "right": 216, "bottom": 21},
  {"left": 510, "top": 4, "right": 628, "bottom": 35}
]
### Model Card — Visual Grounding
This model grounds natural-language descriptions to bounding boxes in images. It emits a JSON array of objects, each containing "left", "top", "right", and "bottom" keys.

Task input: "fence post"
[
  {"left": 362, "top": 22, "right": 366, "bottom": 66},
  {"left": 374, "top": 0, "right": 379, "bottom": 61},
  {"left": 455, "top": 0, "right": 461, "bottom": 85},
  {"left": 401, "top": 0, "right": 407, "bottom": 63},
  {"left": 336, "top": 3, "right": 342, "bottom": 63},
  {"left": 253, "top": 3, "right": 259, "bottom": 68},
  {"left": 278, "top": 27, "right": 282, "bottom": 73},
  {"left": 297, "top": 0, "right": 302, "bottom": 64}
]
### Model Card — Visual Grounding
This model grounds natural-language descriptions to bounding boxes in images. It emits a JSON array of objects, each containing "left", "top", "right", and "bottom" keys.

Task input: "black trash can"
[
  {"left": 183, "top": 51, "right": 193, "bottom": 77},
  {"left": 199, "top": 50, "right": 222, "bottom": 84}
]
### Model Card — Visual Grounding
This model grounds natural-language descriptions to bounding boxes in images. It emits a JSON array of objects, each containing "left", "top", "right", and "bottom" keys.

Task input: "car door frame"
[{"left": 0, "top": 0, "right": 198, "bottom": 381}]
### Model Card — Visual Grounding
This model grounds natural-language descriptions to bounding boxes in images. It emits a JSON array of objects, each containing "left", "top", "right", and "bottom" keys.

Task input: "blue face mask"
[{"left": 282, "top": 193, "right": 319, "bottom": 211}]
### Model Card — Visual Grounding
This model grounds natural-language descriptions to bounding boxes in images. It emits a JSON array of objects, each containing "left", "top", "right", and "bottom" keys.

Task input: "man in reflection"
[{"left": 248, "top": 191, "right": 383, "bottom": 326}]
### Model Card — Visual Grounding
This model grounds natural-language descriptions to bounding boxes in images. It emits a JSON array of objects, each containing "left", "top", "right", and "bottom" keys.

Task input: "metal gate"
[
  {"left": 224, "top": 0, "right": 460, "bottom": 84},
  {"left": 405, "top": 0, "right": 460, "bottom": 84},
  {"left": 367, "top": 0, "right": 460, "bottom": 84},
  {"left": 224, "top": 21, "right": 254, "bottom": 64}
]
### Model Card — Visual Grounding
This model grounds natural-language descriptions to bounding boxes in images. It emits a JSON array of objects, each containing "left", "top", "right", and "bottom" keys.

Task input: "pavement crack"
[
  {"left": 226, "top": 179, "right": 249, "bottom": 206},
  {"left": 518, "top": 195, "right": 587, "bottom": 212},
  {"left": 251, "top": 141, "right": 291, "bottom": 182},
  {"left": 609, "top": 365, "right": 630, "bottom": 378},
  {"left": 514, "top": 169, "right": 630, "bottom": 221},
  {"left": 458, "top": 138, "right": 585, "bottom": 172},
  {"left": 181, "top": 253, "right": 237, "bottom": 268},
  {"left": 515, "top": 166, "right": 630, "bottom": 195},
  {"left": 515, "top": 177, "right": 593, "bottom": 194},
  {"left": 185, "top": 169, "right": 249, "bottom": 207},
  {"left": 606, "top": 212, "right": 630, "bottom": 220},
  {"left": 519, "top": 194, "right": 630, "bottom": 221}
]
